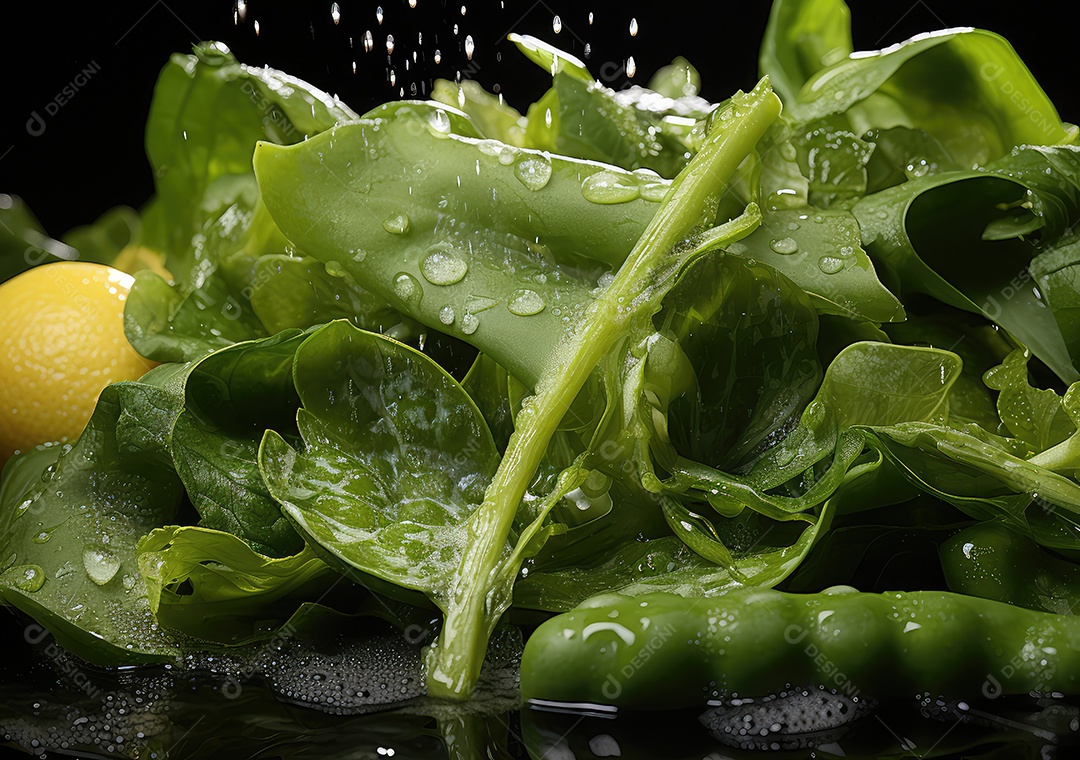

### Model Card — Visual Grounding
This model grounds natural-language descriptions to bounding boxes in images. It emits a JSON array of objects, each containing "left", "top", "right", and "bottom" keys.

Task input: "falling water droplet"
[
  {"left": 83, "top": 549, "right": 121, "bottom": 586},
  {"left": 421, "top": 245, "right": 469, "bottom": 285},
  {"left": 331, "top": 2, "right": 341, "bottom": 24},
  {"left": 465, "top": 35, "right": 475, "bottom": 60},
  {"left": 386, "top": 34, "right": 395, "bottom": 54},
  {"left": 769, "top": 237, "right": 799, "bottom": 255},
  {"left": 629, "top": 17, "right": 639, "bottom": 36},
  {"left": 434, "top": 49, "right": 442, "bottom": 64},
  {"left": 409, "top": 0, "right": 417, "bottom": 6},
  {"left": 514, "top": 156, "right": 553, "bottom": 190},
  {"left": 553, "top": 15, "right": 562, "bottom": 33},
  {"left": 363, "top": 30, "right": 374, "bottom": 52},
  {"left": 588, "top": 11, "right": 594, "bottom": 24},
  {"left": 376, "top": 6, "right": 384, "bottom": 24},
  {"left": 626, "top": 56, "right": 637, "bottom": 78},
  {"left": 254, "top": 19, "right": 261, "bottom": 35},
  {"left": 508, "top": 289, "right": 546, "bottom": 316},
  {"left": 584, "top": 42, "right": 592, "bottom": 58}
]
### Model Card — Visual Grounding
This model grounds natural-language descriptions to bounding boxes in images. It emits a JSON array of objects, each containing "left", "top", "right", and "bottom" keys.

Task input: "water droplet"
[
  {"left": 514, "top": 155, "right": 553, "bottom": 190},
  {"left": 331, "top": 2, "right": 341, "bottom": 24},
  {"left": 409, "top": 0, "right": 417, "bottom": 6},
  {"left": 464, "top": 35, "right": 475, "bottom": 60},
  {"left": 421, "top": 245, "right": 469, "bottom": 285},
  {"left": 818, "top": 256, "right": 844, "bottom": 274},
  {"left": 3, "top": 564, "right": 45, "bottom": 593},
  {"left": 376, "top": 6, "right": 384, "bottom": 24},
  {"left": 439, "top": 305, "right": 455, "bottom": 324},
  {"left": 544, "top": 108, "right": 553, "bottom": 128},
  {"left": 769, "top": 237, "right": 798, "bottom": 255},
  {"left": 83, "top": 548, "right": 121, "bottom": 586},
  {"left": 393, "top": 273, "right": 423, "bottom": 305},
  {"left": 386, "top": 34, "right": 395, "bottom": 55},
  {"left": 582, "top": 171, "right": 640, "bottom": 204},
  {"left": 382, "top": 213, "right": 410, "bottom": 235},
  {"left": 552, "top": 15, "right": 562, "bottom": 34},
  {"left": 363, "top": 30, "right": 374, "bottom": 53},
  {"left": 461, "top": 313, "right": 479, "bottom": 334},
  {"left": 14, "top": 498, "right": 33, "bottom": 519},
  {"left": 31, "top": 525, "right": 59, "bottom": 544},
  {"left": 584, "top": 42, "right": 592, "bottom": 58},
  {"left": 508, "top": 289, "right": 545, "bottom": 316},
  {"left": 434, "top": 49, "right": 442, "bottom": 65},
  {"left": 428, "top": 108, "right": 452, "bottom": 135},
  {"left": 465, "top": 295, "right": 498, "bottom": 313},
  {"left": 629, "top": 17, "right": 639, "bottom": 36},
  {"left": 626, "top": 56, "right": 637, "bottom": 78},
  {"left": 639, "top": 182, "right": 669, "bottom": 202}
]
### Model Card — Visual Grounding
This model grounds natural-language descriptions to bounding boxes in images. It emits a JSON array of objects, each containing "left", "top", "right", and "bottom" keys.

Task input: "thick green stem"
[{"left": 425, "top": 78, "right": 782, "bottom": 699}]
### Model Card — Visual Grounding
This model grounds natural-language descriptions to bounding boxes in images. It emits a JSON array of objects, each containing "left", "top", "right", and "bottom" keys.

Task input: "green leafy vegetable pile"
[{"left": 3, "top": 0, "right": 1080, "bottom": 707}]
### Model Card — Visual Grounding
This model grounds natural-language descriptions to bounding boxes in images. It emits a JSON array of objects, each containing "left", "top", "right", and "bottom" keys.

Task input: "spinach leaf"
[
  {"left": 853, "top": 145, "right": 1080, "bottom": 383},
  {"left": 0, "top": 370, "right": 191, "bottom": 665},
  {"left": 138, "top": 525, "right": 336, "bottom": 646},
  {"left": 759, "top": 0, "right": 853, "bottom": 106},
  {"left": 793, "top": 28, "right": 1072, "bottom": 167},
  {"left": 172, "top": 328, "right": 310, "bottom": 556},
  {"left": 513, "top": 34, "right": 699, "bottom": 178},
  {"left": 258, "top": 320, "right": 501, "bottom": 604},
  {"left": 432, "top": 79, "right": 527, "bottom": 147},
  {"left": 125, "top": 42, "right": 379, "bottom": 364},
  {"left": 649, "top": 251, "right": 822, "bottom": 472}
]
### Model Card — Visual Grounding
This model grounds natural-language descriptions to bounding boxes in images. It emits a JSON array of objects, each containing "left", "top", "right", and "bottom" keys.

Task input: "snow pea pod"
[
  {"left": 941, "top": 521, "right": 1080, "bottom": 615},
  {"left": 520, "top": 587, "right": 1080, "bottom": 709}
]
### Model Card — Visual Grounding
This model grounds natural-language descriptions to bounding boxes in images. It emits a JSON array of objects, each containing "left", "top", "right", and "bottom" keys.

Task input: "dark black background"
[{"left": 1, "top": 0, "right": 1075, "bottom": 238}]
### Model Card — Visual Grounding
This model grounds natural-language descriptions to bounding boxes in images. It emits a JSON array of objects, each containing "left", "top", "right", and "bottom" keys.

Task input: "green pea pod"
[
  {"left": 941, "top": 522, "right": 1080, "bottom": 615},
  {"left": 521, "top": 587, "right": 1080, "bottom": 709}
]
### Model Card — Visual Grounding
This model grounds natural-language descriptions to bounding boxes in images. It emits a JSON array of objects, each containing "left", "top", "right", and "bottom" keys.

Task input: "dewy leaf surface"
[
  {"left": 259, "top": 321, "right": 501, "bottom": 602},
  {"left": 254, "top": 100, "right": 668, "bottom": 387},
  {"left": 0, "top": 371, "right": 191, "bottom": 665}
]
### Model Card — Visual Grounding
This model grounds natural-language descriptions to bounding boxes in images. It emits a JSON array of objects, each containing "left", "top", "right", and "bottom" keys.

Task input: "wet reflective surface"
[{"left": 4, "top": 609, "right": 1080, "bottom": 760}]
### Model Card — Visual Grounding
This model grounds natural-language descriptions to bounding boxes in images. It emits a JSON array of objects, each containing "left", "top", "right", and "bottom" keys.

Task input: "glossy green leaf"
[
  {"left": 0, "top": 374, "right": 191, "bottom": 665},
  {"left": 259, "top": 321, "right": 501, "bottom": 603},
  {"left": 254, "top": 100, "right": 667, "bottom": 386},
  {"left": 138, "top": 525, "right": 336, "bottom": 645},
  {"left": 759, "top": 0, "right": 853, "bottom": 106}
]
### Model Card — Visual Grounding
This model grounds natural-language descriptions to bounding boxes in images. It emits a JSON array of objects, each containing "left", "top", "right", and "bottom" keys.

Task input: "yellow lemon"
[{"left": 0, "top": 262, "right": 156, "bottom": 464}]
